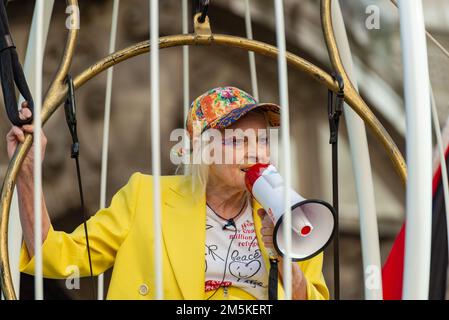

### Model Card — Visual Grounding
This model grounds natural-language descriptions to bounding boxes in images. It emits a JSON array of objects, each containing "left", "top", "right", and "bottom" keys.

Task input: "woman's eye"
[
  {"left": 258, "top": 137, "right": 268, "bottom": 144},
  {"left": 235, "top": 138, "right": 245, "bottom": 146},
  {"left": 222, "top": 137, "right": 245, "bottom": 146},
  {"left": 222, "top": 139, "right": 234, "bottom": 146}
]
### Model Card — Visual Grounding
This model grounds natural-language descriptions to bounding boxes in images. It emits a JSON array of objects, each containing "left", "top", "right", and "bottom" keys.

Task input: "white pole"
[
  {"left": 182, "top": 0, "right": 189, "bottom": 122},
  {"left": 98, "top": 0, "right": 120, "bottom": 300},
  {"left": 21, "top": 2, "right": 54, "bottom": 100},
  {"left": 244, "top": 0, "right": 259, "bottom": 101},
  {"left": 150, "top": 0, "right": 163, "bottom": 300},
  {"left": 182, "top": 0, "right": 189, "bottom": 173},
  {"left": 430, "top": 87, "right": 449, "bottom": 257},
  {"left": 398, "top": 0, "right": 432, "bottom": 300},
  {"left": 331, "top": 0, "right": 382, "bottom": 300},
  {"left": 274, "top": 0, "right": 292, "bottom": 300},
  {"left": 390, "top": 0, "right": 449, "bottom": 60},
  {"left": 33, "top": 0, "right": 45, "bottom": 300},
  {"left": 4, "top": 1, "right": 55, "bottom": 300}
]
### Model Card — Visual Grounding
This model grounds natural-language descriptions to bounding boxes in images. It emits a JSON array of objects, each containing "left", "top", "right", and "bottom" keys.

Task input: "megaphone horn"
[{"left": 245, "top": 163, "right": 336, "bottom": 261}]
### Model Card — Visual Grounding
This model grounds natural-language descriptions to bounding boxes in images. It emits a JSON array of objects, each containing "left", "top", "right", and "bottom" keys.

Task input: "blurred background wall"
[{"left": 0, "top": 0, "right": 448, "bottom": 299}]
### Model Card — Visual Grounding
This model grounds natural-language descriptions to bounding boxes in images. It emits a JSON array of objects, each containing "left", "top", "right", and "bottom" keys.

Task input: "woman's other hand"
[
  {"left": 257, "top": 207, "right": 308, "bottom": 299},
  {"left": 6, "top": 101, "right": 47, "bottom": 174},
  {"left": 258, "top": 208, "right": 275, "bottom": 251}
]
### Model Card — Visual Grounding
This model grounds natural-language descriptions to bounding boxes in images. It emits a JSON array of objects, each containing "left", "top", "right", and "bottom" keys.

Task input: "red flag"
[{"left": 382, "top": 144, "right": 449, "bottom": 299}]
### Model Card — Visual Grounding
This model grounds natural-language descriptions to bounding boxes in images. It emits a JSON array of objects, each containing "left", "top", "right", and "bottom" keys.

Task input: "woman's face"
[{"left": 208, "top": 111, "right": 270, "bottom": 191}]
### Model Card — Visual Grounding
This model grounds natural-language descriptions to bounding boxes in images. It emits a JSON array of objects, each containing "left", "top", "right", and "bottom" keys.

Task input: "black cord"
[
  {"left": 198, "top": 0, "right": 209, "bottom": 23},
  {"left": 193, "top": 0, "right": 210, "bottom": 23},
  {"left": 331, "top": 137, "right": 340, "bottom": 300},
  {"left": 268, "top": 257, "right": 278, "bottom": 300},
  {"left": 74, "top": 156, "right": 96, "bottom": 299},
  {"left": 328, "top": 73, "right": 344, "bottom": 301},
  {"left": 64, "top": 75, "right": 96, "bottom": 299},
  {"left": 206, "top": 195, "right": 247, "bottom": 229}
]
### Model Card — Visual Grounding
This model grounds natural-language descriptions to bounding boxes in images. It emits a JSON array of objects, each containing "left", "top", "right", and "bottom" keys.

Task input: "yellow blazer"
[{"left": 20, "top": 173, "right": 329, "bottom": 300}]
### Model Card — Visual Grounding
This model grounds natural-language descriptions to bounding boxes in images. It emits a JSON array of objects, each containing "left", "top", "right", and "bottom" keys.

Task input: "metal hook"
[
  {"left": 64, "top": 74, "right": 79, "bottom": 158},
  {"left": 328, "top": 72, "right": 344, "bottom": 144},
  {"left": 330, "top": 72, "right": 344, "bottom": 115}
]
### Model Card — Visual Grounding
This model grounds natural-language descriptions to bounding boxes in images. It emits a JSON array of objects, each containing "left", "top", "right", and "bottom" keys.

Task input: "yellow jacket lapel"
[{"left": 161, "top": 177, "right": 206, "bottom": 300}]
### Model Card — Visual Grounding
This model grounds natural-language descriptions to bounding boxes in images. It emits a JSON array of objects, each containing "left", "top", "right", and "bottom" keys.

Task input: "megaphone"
[{"left": 245, "top": 163, "right": 336, "bottom": 261}]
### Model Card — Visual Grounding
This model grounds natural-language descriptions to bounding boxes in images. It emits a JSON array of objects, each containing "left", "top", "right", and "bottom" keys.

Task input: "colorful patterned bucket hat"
[{"left": 186, "top": 86, "right": 280, "bottom": 139}]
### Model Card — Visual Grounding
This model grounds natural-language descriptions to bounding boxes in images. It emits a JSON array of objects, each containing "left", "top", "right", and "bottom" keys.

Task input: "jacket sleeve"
[
  {"left": 299, "top": 252, "right": 330, "bottom": 300},
  {"left": 19, "top": 172, "right": 142, "bottom": 279}
]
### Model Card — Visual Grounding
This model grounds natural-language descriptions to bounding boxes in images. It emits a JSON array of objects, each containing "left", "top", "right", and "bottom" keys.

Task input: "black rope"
[
  {"left": 268, "top": 258, "right": 279, "bottom": 300},
  {"left": 328, "top": 72, "right": 344, "bottom": 301},
  {"left": 193, "top": 0, "right": 210, "bottom": 23},
  {"left": 0, "top": 0, "right": 34, "bottom": 126},
  {"left": 64, "top": 75, "right": 96, "bottom": 300}
]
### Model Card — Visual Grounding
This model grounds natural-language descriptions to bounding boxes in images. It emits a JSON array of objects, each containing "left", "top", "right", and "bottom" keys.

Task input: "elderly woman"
[{"left": 7, "top": 86, "right": 328, "bottom": 300}]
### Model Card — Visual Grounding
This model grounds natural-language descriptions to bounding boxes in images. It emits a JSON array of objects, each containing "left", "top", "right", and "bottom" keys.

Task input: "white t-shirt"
[{"left": 204, "top": 200, "right": 268, "bottom": 299}]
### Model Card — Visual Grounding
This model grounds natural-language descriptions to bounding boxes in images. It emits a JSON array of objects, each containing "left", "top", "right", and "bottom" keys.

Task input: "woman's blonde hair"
[{"left": 175, "top": 135, "right": 210, "bottom": 198}]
